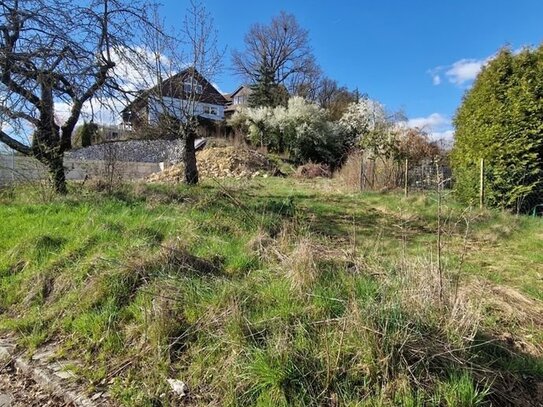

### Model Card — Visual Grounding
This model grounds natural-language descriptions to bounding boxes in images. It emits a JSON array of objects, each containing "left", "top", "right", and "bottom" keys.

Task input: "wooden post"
[
  {"left": 360, "top": 154, "right": 365, "bottom": 191},
  {"left": 404, "top": 158, "right": 408, "bottom": 197},
  {"left": 435, "top": 160, "right": 443, "bottom": 303},
  {"left": 370, "top": 159, "right": 375, "bottom": 189},
  {"left": 479, "top": 158, "right": 485, "bottom": 209}
]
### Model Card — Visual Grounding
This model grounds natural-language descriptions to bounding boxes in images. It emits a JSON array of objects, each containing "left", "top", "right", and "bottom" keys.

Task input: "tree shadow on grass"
[{"left": 471, "top": 333, "right": 543, "bottom": 406}]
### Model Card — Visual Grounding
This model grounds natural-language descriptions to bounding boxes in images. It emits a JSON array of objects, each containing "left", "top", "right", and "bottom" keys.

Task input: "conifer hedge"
[{"left": 452, "top": 46, "right": 543, "bottom": 213}]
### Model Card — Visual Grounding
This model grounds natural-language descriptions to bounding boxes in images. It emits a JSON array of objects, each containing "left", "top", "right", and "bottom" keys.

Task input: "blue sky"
[{"left": 161, "top": 0, "right": 543, "bottom": 139}]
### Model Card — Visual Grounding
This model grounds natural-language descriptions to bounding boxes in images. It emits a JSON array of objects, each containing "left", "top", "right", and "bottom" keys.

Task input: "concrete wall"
[{"left": 0, "top": 154, "right": 161, "bottom": 185}]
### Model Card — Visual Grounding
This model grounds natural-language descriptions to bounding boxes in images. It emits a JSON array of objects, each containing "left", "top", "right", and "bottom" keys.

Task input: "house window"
[
  {"left": 203, "top": 105, "right": 218, "bottom": 115},
  {"left": 183, "top": 79, "right": 203, "bottom": 94},
  {"left": 234, "top": 95, "right": 247, "bottom": 105}
]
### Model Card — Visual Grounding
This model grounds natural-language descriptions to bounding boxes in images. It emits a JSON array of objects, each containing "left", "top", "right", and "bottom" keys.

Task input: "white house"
[{"left": 121, "top": 68, "right": 227, "bottom": 135}]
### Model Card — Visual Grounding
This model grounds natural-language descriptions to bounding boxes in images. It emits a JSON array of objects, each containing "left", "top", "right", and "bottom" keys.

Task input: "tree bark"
[
  {"left": 48, "top": 153, "right": 68, "bottom": 194},
  {"left": 184, "top": 133, "right": 199, "bottom": 185}
]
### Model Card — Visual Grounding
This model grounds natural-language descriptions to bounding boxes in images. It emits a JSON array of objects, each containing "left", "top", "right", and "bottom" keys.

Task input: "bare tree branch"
[
  {"left": 232, "top": 11, "right": 319, "bottom": 96},
  {"left": 0, "top": 0, "right": 164, "bottom": 193},
  {"left": 0, "top": 128, "right": 31, "bottom": 154}
]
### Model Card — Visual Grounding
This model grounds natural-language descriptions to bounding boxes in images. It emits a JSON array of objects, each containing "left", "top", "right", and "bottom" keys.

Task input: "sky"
[{"left": 160, "top": 0, "right": 543, "bottom": 141}]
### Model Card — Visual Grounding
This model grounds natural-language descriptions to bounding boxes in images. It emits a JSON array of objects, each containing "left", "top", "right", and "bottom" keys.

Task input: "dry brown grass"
[
  {"left": 334, "top": 152, "right": 403, "bottom": 192},
  {"left": 293, "top": 163, "right": 331, "bottom": 179},
  {"left": 388, "top": 257, "right": 481, "bottom": 340},
  {"left": 282, "top": 237, "right": 320, "bottom": 291},
  {"left": 333, "top": 152, "right": 362, "bottom": 192}
]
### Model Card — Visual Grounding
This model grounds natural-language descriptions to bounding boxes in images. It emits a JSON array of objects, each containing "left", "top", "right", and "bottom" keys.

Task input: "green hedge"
[{"left": 452, "top": 46, "right": 543, "bottom": 213}]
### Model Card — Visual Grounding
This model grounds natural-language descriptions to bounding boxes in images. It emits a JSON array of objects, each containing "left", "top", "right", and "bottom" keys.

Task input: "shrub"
[
  {"left": 452, "top": 46, "right": 543, "bottom": 213},
  {"left": 294, "top": 162, "right": 331, "bottom": 179},
  {"left": 72, "top": 121, "right": 99, "bottom": 148},
  {"left": 229, "top": 97, "right": 355, "bottom": 168}
]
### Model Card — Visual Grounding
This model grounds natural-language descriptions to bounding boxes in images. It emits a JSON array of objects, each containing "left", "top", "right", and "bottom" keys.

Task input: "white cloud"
[
  {"left": 55, "top": 98, "right": 127, "bottom": 127},
  {"left": 112, "top": 46, "right": 173, "bottom": 93},
  {"left": 429, "top": 129, "right": 454, "bottom": 143},
  {"left": 401, "top": 113, "right": 454, "bottom": 144},
  {"left": 429, "top": 56, "right": 490, "bottom": 87},
  {"left": 444, "top": 58, "right": 488, "bottom": 85},
  {"left": 407, "top": 113, "right": 449, "bottom": 130},
  {"left": 430, "top": 47, "right": 527, "bottom": 87}
]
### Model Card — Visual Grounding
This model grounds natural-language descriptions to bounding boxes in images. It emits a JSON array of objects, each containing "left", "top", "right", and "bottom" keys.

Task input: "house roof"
[
  {"left": 224, "top": 85, "right": 252, "bottom": 113},
  {"left": 228, "top": 85, "right": 252, "bottom": 99},
  {"left": 122, "top": 67, "right": 227, "bottom": 113}
]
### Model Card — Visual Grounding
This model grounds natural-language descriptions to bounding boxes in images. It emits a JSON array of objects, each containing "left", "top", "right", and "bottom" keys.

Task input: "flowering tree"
[
  {"left": 339, "top": 98, "right": 397, "bottom": 159},
  {"left": 230, "top": 96, "right": 354, "bottom": 167}
]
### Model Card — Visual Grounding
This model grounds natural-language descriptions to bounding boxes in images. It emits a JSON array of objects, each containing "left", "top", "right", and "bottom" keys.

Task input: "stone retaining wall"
[{"left": 0, "top": 154, "right": 161, "bottom": 185}]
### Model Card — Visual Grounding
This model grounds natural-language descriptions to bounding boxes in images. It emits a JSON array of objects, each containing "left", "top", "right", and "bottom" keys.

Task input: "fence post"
[
  {"left": 435, "top": 159, "right": 443, "bottom": 303},
  {"left": 479, "top": 158, "right": 484, "bottom": 209},
  {"left": 11, "top": 150, "right": 15, "bottom": 182},
  {"left": 360, "top": 154, "right": 365, "bottom": 191},
  {"left": 404, "top": 158, "right": 408, "bottom": 197},
  {"left": 370, "top": 158, "right": 375, "bottom": 189}
]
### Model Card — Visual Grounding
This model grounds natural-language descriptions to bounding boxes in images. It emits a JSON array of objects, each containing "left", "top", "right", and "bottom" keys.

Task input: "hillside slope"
[{"left": 0, "top": 178, "right": 542, "bottom": 406}]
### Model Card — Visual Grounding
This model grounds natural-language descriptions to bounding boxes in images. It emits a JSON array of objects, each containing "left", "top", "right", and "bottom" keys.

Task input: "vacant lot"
[{"left": 0, "top": 178, "right": 542, "bottom": 406}]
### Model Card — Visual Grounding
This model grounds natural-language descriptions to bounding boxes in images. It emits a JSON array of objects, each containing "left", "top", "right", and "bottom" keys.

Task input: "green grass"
[{"left": 0, "top": 178, "right": 541, "bottom": 406}]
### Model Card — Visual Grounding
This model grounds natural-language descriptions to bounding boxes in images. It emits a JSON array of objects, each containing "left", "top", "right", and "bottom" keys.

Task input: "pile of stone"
[{"left": 147, "top": 146, "right": 281, "bottom": 182}]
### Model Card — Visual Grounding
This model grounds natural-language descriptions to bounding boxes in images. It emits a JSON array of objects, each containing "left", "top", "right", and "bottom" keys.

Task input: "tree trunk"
[
  {"left": 48, "top": 153, "right": 67, "bottom": 194},
  {"left": 184, "top": 133, "right": 199, "bottom": 185}
]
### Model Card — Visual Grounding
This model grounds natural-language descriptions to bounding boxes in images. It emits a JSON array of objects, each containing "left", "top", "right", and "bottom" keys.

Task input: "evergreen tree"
[
  {"left": 452, "top": 46, "right": 543, "bottom": 213},
  {"left": 79, "top": 121, "right": 99, "bottom": 148},
  {"left": 248, "top": 65, "right": 289, "bottom": 108}
]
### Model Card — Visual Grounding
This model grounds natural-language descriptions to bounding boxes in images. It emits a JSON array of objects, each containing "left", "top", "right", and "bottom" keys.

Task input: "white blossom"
[{"left": 339, "top": 98, "right": 386, "bottom": 135}]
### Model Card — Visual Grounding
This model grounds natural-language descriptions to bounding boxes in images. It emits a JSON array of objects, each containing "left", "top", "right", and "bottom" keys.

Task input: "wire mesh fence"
[{"left": 335, "top": 152, "right": 452, "bottom": 193}]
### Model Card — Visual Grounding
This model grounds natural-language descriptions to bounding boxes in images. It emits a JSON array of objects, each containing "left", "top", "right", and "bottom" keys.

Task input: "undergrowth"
[{"left": 0, "top": 179, "right": 541, "bottom": 406}]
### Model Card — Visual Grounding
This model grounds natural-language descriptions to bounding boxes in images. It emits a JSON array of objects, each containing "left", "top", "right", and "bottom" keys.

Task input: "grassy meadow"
[{"left": 0, "top": 177, "right": 542, "bottom": 406}]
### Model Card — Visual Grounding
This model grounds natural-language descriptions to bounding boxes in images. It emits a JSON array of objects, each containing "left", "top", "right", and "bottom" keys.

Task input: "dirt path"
[{"left": 0, "top": 362, "right": 73, "bottom": 407}]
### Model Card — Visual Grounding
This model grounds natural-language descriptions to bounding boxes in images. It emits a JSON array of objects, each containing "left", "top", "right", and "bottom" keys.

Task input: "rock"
[
  {"left": 0, "top": 393, "right": 13, "bottom": 407},
  {"left": 31, "top": 350, "right": 55, "bottom": 362},
  {"left": 148, "top": 146, "right": 280, "bottom": 183},
  {"left": 167, "top": 378, "right": 187, "bottom": 398},
  {"left": 0, "top": 348, "right": 11, "bottom": 365},
  {"left": 90, "top": 392, "right": 103, "bottom": 400},
  {"left": 53, "top": 370, "right": 74, "bottom": 380},
  {"left": 67, "top": 139, "right": 186, "bottom": 163}
]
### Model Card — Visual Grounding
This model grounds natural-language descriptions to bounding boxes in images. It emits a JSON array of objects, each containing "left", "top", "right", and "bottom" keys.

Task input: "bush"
[
  {"left": 72, "top": 121, "right": 99, "bottom": 148},
  {"left": 294, "top": 162, "right": 331, "bottom": 179},
  {"left": 229, "top": 97, "right": 355, "bottom": 169},
  {"left": 452, "top": 46, "right": 543, "bottom": 213}
]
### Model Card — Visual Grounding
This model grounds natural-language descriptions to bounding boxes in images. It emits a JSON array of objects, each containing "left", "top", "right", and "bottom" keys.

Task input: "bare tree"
[
  {"left": 128, "top": 0, "right": 223, "bottom": 184},
  {"left": 178, "top": 1, "right": 222, "bottom": 184},
  {"left": 0, "top": 0, "right": 160, "bottom": 193},
  {"left": 232, "top": 11, "right": 319, "bottom": 102},
  {"left": 315, "top": 77, "right": 359, "bottom": 121}
]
